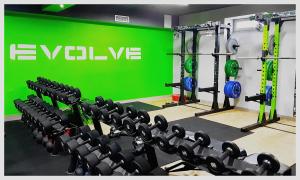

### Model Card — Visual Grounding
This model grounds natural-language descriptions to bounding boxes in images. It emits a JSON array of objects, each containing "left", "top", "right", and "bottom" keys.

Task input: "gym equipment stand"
[{"left": 195, "top": 24, "right": 234, "bottom": 117}]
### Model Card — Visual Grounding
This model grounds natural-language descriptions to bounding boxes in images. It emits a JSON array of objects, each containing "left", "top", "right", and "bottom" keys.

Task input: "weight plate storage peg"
[
  {"left": 225, "top": 59, "right": 239, "bottom": 77},
  {"left": 266, "top": 60, "right": 273, "bottom": 81},
  {"left": 226, "top": 38, "right": 239, "bottom": 55},
  {"left": 224, "top": 81, "right": 241, "bottom": 98},
  {"left": 184, "top": 77, "right": 197, "bottom": 91}
]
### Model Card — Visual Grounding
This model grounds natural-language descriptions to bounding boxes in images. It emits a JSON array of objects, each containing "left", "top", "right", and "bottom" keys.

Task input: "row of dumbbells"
[
  {"left": 59, "top": 125, "right": 157, "bottom": 175},
  {"left": 27, "top": 77, "right": 81, "bottom": 105},
  {"left": 153, "top": 124, "right": 282, "bottom": 176},
  {"left": 80, "top": 96, "right": 169, "bottom": 140},
  {"left": 14, "top": 95, "right": 73, "bottom": 154}
]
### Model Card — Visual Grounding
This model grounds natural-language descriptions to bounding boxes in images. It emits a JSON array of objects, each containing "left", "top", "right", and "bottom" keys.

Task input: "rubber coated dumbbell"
[
  {"left": 130, "top": 156, "right": 152, "bottom": 175},
  {"left": 80, "top": 101, "right": 93, "bottom": 116},
  {"left": 110, "top": 106, "right": 137, "bottom": 128},
  {"left": 89, "top": 100, "right": 115, "bottom": 119},
  {"left": 138, "top": 115, "right": 168, "bottom": 142},
  {"left": 156, "top": 124, "right": 186, "bottom": 152},
  {"left": 177, "top": 130, "right": 211, "bottom": 161},
  {"left": 95, "top": 96, "right": 114, "bottom": 108},
  {"left": 241, "top": 153, "right": 280, "bottom": 175},
  {"left": 59, "top": 125, "right": 91, "bottom": 149},
  {"left": 75, "top": 135, "right": 110, "bottom": 160},
  {"left": 66, "top": 130, "right": 100, "bottom": 153},
  {"left": 85, "top": 142, "right": 122, "bottom": 170},
  {"left": 206, "top": 141, "right": 241, "bottom": 174},
  {"left": 122, "top": 110, "right": 150, "bottom": 135},
  {"left": 94, "top": 151, "right": 135, "bottom": 175},
  {"left": 99, "top": 103, "right": 124, "bottom": 123}
]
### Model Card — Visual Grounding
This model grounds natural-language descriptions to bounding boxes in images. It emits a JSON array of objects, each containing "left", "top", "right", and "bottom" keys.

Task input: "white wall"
[{"left": 174, "top": 5, "right": 296, "bottom": 117}]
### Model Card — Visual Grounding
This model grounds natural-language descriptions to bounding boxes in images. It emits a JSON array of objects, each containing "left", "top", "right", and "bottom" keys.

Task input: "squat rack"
[
  {"left": 241, "top": 11, "right": 296, "bottom": 132},
  {"left": 163, "top": 22, "right": 235, "bottom": 114}
]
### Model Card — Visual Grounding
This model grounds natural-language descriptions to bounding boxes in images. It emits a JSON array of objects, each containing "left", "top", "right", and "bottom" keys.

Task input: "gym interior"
[{"left": 3, "top": 3, "right": 297, "bottom": 176}]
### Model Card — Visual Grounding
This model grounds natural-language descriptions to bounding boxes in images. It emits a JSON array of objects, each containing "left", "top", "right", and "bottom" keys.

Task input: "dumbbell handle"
[
  {"left": 149, "top": 122, "right": 160, "bottom": 131},
  {"left": 111, "top": 160, "right": 124, "bottom": 170},
  {"left": 219, "top": 149, "right": 231, "bottom": 161},
  {"left": 166, "top": 132, "right": 177, "bottom": 141},
  {"left": 108, "top": 107, "right": 118, "bottom": 114},
  {"left": 78, "top": 138, "right": 91, "bottom": 147},
  {"left": 256, "top": 161, "right": 269, "bottom": 175},
  {"left": 133, "top": 116, "right": 144, "bottom": 124},
  {"left": 119, "top": 112, "right": 131, "bottom": 119},
  {"left": 191, "top": 139, "right": 202, "bottom": 149}
]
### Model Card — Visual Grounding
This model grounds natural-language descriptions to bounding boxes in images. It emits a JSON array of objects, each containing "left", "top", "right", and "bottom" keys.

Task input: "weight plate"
[
  {"left": 184, "top": 56, "right": 193, "bottom": 73},
  {"left": 266, "top": 85, "right": 272, "bottom": 105},
  {"left": 225, "top": 59, "right": 239, "bottom": 77},
  {"left": 226, "top": 38, "right": 239, "bottom": 55},
  {"left": 184, "top": 77, "right": 197, "bottom": 92},
  {"left": 266, "top": 60, "right": 273, "bottom": 81},
  {"left": 224, "top": 81, "right": 241, "bottom": 99},
  {"left": 268, "top": 35, "right": 275, "bottom": 55}
]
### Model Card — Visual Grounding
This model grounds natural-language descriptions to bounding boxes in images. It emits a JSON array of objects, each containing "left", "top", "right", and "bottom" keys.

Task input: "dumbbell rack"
[{"left": 28, "top": 78, "right": 84, "bottom": 127}]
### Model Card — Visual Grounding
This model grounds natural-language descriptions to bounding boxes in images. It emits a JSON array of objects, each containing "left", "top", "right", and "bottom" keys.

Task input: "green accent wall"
[{"left": 4, "top": 11, "right": 173, "bottom": 115}]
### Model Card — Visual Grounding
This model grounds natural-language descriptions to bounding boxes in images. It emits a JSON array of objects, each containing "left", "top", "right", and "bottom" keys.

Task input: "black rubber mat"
[
  {"left": 168, "top": 117, "right": 253, "bottom": 141},
  {"left": 121, "top": 101, "right": 161, "bottom": 112},
  {"left": 4, "top": 121, "right": 69, "bottom": 175}
]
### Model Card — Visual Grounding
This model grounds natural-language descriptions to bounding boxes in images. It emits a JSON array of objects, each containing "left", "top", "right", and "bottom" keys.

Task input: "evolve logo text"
[{"left": 10, "top": 44, "right": 142, "bottom": 61}]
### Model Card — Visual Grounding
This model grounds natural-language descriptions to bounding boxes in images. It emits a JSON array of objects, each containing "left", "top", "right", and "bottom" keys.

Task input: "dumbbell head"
[
  {"left": 126, "top": 106, "right": 138, "bottom": 118},
  {"left": 137, "top": 110, "right": 150, "bottom": 124},
  {"left": 154, "top": 115, "right": 168, "bottom": 131},
  {"left": 81, "top": 102, "right": 92, "bottom": 116},
  {"left": 257, "top": 153, "right": 280, "bottom": 174},
  {"left": 222, "top": 141, "right": 241, "bottom": 158},
  {"left": 95, "top": 96, "right": 105, "bottom": 107},
  {"left": 131, "top": 156, "right": 152, "bottom": 175},
  {"left": 122, "top": 118, "right": 138, "bottom": 135},
  {"left": 73, "top": 88, "right": 81, "bottom": 98},
  {"left": 171, "top": 124, "right": 186, "bottom": 138},
  {"left": 96, "top": 151, "right": 134, "bottom": 175},
  {"left": 90, "top": 105, "right": 101, "bottom": 118},
  {"left": 110, "top": 112, "right": 123, "bottom": 127}
]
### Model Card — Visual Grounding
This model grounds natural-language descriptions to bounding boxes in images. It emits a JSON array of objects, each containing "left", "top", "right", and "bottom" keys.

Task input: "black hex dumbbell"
[
  {"left": 110, "top": 106, "right": 138, "bottom": 128},
  {"left": 66, "top": 130, "right": 100, "bottom": 153},
  {"left": 156, "top": 124, "right": 185, "bottom": 152},
  {"left": 59, "top": 125, "right": 91, "bottom": 149},
  {"left": 206, "top": 141, "right": 241, "bottom": 174},
  {"left": 94, "top": 151, "right": 135, "bottom": 175},
  {"left": 75, "top": 135, "right": 110, "bottom": 160},
  {"left": 122, "top": 110, "right": 151, "bottom": 135},
  {"left": 177, "top": 131, "right": 211, "bottom": 161},
  {"left": 241, "top": 153, "right": 280, "bottom": 175},
  {"left": 85, "top": 142, "right": 122, "bottom": 170},
  {"left": 138, "top": 115, "right": 168, "bottom": 142},
  {"left": 99, "top": 103, "right": 124, "bottom": 123}
]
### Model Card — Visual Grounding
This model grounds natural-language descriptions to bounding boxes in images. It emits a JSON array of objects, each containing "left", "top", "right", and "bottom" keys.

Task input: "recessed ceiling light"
[{"left": 59, "top": 4, "right": 65, "bottom": 8}]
